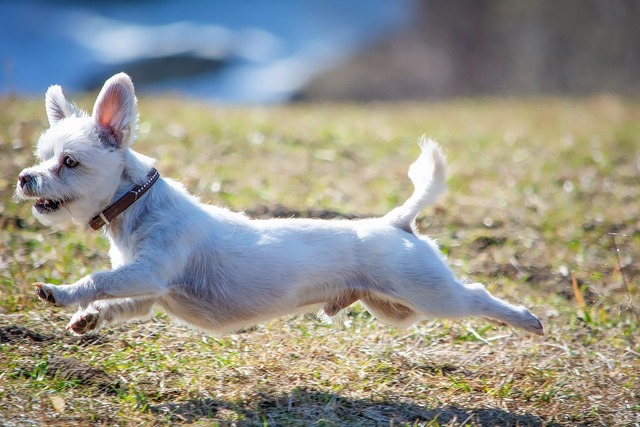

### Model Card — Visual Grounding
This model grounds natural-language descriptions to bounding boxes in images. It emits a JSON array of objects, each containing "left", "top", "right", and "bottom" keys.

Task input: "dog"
[{"left": 16, "top": 73, "right": 544, "bottom": 337}]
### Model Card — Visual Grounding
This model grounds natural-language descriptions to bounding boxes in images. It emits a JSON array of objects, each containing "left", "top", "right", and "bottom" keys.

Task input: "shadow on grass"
[
  {"left": 149, "top": 387, "right": 554, "bottom": 426},
  {"left": 3, "top": 324, "right": 556, "bottom": 426}
]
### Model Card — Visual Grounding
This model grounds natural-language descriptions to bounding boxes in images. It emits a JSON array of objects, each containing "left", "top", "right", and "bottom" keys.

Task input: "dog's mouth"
[{"left": 33, "top": 198, "right": 66, "bottom": 214}]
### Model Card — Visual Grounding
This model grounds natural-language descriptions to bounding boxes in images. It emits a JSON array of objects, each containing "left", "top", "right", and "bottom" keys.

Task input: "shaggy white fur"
[{"left": 16, "top": 73, "right": 543, "bottom": 337}]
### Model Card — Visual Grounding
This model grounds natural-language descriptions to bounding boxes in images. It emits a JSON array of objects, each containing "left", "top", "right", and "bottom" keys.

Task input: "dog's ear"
[
  {"left": 92, "top": 73, "right": 138, "bottom": 149},
  {"left": 45, "top": 85, "right": 80, "bottom": 126}
]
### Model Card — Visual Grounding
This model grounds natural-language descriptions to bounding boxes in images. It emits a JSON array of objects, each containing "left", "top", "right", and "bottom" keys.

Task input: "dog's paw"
[
  {"left": 34, "top": 282, "right": 59, "bottom": 306},
  {"left": 66, "top": 312, "right": 100, "bottom": 335}
]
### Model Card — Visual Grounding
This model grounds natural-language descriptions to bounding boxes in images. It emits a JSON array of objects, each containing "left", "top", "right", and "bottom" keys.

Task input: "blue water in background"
[{"left": 0, "top": 0, "right": 413, "bottom": 103}]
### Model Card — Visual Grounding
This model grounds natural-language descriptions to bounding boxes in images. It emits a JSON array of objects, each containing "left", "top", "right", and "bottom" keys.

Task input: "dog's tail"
[{"left": 384, "top": 136, "right": 446, "bottom": 230}]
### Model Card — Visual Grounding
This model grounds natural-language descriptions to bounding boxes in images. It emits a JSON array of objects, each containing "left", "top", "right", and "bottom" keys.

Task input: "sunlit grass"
[{"left": 1, "top": 95, "right": 638, "bottom": 425}]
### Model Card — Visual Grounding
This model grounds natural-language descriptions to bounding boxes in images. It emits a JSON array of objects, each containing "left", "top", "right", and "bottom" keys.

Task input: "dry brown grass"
[{"left": 1, "top": 96, "right": 638, "bottom": 426}]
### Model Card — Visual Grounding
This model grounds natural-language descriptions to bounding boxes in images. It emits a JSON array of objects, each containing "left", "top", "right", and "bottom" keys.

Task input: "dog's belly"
[{"left": 157, "top": 284, "right": 299, "bottom": 334}]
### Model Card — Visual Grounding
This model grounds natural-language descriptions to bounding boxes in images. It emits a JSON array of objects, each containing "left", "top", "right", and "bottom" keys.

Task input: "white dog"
[{"left": 16, "top": 73, "right": 543, "bottom": 337}]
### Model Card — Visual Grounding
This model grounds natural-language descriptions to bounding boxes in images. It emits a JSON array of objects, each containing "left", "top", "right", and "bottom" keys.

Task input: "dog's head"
[{"left": 16, "top": 73, "right": 147, "bottom": 227}]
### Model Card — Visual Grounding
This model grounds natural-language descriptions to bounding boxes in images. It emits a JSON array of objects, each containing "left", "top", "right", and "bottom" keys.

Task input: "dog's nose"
[{"left": 18, "top": 172, "right": 33, "bottom": 188}]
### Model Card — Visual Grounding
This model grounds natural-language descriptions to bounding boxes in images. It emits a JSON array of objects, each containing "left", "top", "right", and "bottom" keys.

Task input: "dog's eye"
[{"left": 64, "top": 156, "right": 78, "bottom": 168}]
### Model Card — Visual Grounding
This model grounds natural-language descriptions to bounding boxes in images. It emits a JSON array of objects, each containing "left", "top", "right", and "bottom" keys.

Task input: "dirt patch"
[
  {"left": 0, "top": 325, "right": 53, "bottom": 344},
  {"left": 414, "top": 362, "right": 459, "bottom": 375},
  {"left": 472, "top": 235, "right": 507, "bottom": 251},
  {"left": 247, "top": 204, "right": 364, "bottom": 220},
  {"left": 46, "top": 356, "right": 120, "bottom": 393}
]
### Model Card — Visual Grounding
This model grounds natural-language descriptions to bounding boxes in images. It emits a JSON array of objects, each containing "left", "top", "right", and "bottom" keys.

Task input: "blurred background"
[{"left": 1, "top": 0, "right": 639, "bottom": 103}]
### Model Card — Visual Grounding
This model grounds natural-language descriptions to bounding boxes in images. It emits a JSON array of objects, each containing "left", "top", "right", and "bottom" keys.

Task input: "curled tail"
[{"left": 385, "top": 136, "right": 446, "bottom": 230}]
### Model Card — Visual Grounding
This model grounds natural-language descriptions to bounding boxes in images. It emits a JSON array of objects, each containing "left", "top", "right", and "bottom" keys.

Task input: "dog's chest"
[{"left": 107, "top": 234, "right": 137, "bottom": 268}]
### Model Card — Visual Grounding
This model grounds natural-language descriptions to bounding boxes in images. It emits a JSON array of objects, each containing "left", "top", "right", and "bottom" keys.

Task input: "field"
[{"left": 1, "top": 95, "right": 638, "bottom": 426}]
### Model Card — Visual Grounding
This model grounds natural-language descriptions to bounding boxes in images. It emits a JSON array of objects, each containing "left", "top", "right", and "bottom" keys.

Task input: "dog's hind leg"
[
  {"left": 67, "top": 297, "right": 156, "bottom": 335},
  {"left": 459, "top": 282, "right": 543, "bottom": 334},
  {"left": 408, "top": 280, "right": 544, "bottom": 335}
]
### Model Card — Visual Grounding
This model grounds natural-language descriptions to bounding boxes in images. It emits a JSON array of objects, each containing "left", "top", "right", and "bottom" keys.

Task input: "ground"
[{"left": 1, "top": 96, "right": 638, "bottom": 426}]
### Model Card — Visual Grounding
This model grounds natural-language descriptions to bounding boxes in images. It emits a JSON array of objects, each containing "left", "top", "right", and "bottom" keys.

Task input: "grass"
[{"left": 1, "top": 94, "right": 639, "bottom": 426}]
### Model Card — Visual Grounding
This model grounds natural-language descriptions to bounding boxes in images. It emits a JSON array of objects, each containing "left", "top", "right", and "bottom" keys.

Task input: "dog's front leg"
[
  {"left": 67, "top": 297, "right": 157, "bottom": 335},
  {"left": 34, "top": 262, "right": 168, "bottom": 308}
]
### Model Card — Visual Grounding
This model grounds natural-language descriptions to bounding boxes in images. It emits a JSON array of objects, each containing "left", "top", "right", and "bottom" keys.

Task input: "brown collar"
[{"left": 89, "top": 168, "right": 160, "bottom": 230}]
